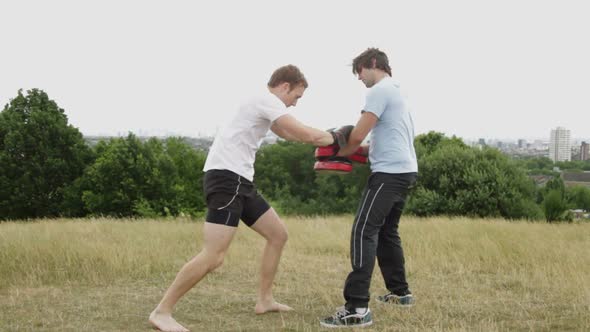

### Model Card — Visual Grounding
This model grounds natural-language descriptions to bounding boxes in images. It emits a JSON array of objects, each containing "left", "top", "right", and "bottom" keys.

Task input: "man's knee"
[
  {"left": 277, "top": 228, "right": 288, "bottom": 245},
  {"left": 256, "top": 215, "right": 289, "bottom": 246},
  {"left": 202, "top": 250, "right": 226, "bottom": 271},
  {"left": 265, "top": 229, "right": 288, "bottom": 248}
]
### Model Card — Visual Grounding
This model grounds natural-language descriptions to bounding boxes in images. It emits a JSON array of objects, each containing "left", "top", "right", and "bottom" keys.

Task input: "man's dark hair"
[
  {"left": 267, "top": 65, "right": 308, "bottom": 90},
  {"left": 352, "top": 48, "right": 392, "bottom": 76}
]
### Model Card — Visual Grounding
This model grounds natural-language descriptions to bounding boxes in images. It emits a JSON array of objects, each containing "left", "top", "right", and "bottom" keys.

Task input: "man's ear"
[{"left": 281, "top": 82, "right": 291, "bottom": 92}]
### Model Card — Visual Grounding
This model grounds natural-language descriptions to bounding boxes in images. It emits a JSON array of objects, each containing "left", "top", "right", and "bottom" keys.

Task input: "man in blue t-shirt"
[{"left": 321, "top": 48, "right": 418, "bottom": 328}]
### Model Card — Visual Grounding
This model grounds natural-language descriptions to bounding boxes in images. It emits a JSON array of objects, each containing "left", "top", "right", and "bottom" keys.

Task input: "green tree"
[
  {"left": 556, "top": 160, "right": 590, "bottom": 171},
  {"left": 543, "top": 189, "right": 569, "bottom": 222},
  {"left": 515, "top": 156, "right": 557, "bottom": 176},
  {"left": 254, "top": 141, "right": 317, "bottom": 202},
  {"left": 406, "top": 133, "right": 542, "bottom": 220},
  {"left": 71, "top": 135, "right": 207, "bottom": 218},
  {"left": 414, "top": 131, "right": 467, "bottom": 158},
  {"left": 160, "top": 137, "right": 207, "bottom": 216},
  {"left": 545, "top": 176, "right": 566, "bottom": 195},
  {"left": 78, "top": 134, "right": 148, "bottom": 216},
  {"left": 0, "top": 89, "right": 94, "bottom": 220},
  {"left": 566, "top": 185, "right": 590, "bottom": 211}
]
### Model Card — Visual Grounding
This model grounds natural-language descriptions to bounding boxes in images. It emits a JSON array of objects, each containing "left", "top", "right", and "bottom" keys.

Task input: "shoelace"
[{"left": 335, "top": 308, "right": 350, "bottom": 319}]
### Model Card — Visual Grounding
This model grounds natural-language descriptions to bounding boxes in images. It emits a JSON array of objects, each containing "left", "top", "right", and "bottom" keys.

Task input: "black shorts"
[{"left": 203, "top": 169, "right": 271, "bottom": 227}]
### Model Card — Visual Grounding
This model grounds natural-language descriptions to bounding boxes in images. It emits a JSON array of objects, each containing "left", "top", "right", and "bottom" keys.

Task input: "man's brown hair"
[
  {"left": 267, "top": 65, "right": 308, "bottom": 90},
  {"left": 352, "top": 48, "right": 392, "bottom": 76}
]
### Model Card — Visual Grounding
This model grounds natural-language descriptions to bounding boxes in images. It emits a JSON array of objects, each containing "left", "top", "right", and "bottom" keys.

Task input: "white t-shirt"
[{"left": 203, "top": 90, "right": 288, "bottom": 181}]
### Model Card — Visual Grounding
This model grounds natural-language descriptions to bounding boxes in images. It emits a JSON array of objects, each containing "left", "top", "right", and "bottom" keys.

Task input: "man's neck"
[
  {"left": 374, "top": 71, "right": 389, "bottom": 85},
  {"left": 268, "top": 86, "right": 288, "bottom": 106}
]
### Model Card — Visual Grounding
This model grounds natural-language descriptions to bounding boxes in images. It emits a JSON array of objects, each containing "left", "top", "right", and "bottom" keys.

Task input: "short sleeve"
[
  {"left": 258, "top": 95, "right": 288, "bottom": 122},
  {"left": 363, "top": 86, "right": 387, "bottom": 118}
]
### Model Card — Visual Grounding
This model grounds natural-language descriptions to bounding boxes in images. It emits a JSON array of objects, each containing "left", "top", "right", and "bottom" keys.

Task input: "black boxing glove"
[{"left": 327, "top": 125, "right": 354, "bottom": 150}]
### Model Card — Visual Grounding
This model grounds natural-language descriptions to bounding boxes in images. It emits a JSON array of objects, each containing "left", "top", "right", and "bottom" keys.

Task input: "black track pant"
[{"left": 344, "top": 172, "right": 417, "bottom": 309}]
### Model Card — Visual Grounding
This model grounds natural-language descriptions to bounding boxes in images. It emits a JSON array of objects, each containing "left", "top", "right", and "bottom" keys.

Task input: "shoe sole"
[
  {"left": 319, "top": 321, "right": 373, "bottom": 328},
  {"left": 376, "top": 299, "right": 414, "bottom": 307}
]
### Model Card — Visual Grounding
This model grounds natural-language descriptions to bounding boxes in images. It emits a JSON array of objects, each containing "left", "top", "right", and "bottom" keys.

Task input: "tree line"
[{"left": 2, "top": 89, "right": 589, "bottom": 222}]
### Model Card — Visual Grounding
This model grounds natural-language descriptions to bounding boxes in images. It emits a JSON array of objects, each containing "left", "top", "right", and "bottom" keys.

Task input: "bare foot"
[
  {"left": 255, "top": 301, "right": 294, "bottom": 314},
  {"left": 149, "top": 310, "right": 189, "bottom": 332}
]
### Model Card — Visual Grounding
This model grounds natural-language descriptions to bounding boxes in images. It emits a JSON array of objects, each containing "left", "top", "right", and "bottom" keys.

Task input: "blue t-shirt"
[{"left": 363, "top": 77, "right": 418, "bottom": 174}]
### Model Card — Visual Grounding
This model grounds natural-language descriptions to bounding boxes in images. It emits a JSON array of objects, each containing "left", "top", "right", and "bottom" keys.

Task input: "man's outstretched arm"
[
  {"left": 337, "top": 111, "right": 378, "bottom": 157},
  {"left": 271, "top": 114, "right": 334, "bottom": 146}
]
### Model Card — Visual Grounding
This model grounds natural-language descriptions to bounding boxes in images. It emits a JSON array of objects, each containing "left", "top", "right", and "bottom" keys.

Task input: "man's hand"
[{"left": 328, "top": 125, "right": 354, "bottom": 149}]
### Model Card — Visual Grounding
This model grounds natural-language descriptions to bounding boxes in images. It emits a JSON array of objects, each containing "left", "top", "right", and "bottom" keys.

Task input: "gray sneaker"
[
  {"left": 320, "top": 307, "right": 373, "bottom": 328},
  {"left": 376, "top": 293, "right": 415, "bottom": 306}
]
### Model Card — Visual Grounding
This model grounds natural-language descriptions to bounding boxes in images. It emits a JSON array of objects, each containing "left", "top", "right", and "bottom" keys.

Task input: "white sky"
[{"left": 1, "top": 0, "right": 589, "bottom": 141}]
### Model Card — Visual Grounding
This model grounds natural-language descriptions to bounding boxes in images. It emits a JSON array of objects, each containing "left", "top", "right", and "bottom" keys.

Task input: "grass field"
[{"left": 1, "top": 216, "right": 589, "bottom": 331}]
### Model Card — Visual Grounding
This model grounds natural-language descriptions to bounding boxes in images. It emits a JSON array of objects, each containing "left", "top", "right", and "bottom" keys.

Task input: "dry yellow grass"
[{"left": 1, "top": 216, "right": 589, "bottom": 331}]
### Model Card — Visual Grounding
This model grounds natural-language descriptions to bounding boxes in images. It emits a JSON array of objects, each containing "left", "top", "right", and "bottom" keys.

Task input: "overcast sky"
[{"left": 1, "top": 0, "right": 589, "bottom": 141}]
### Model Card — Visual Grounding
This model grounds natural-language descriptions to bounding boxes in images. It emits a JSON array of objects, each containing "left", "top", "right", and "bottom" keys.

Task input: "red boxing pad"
[
  {"left": 350, "top": 147, "right": 368, "bottom": 163},
  {"left": 315, "top": 145, "right": 338, "bottom": 159},
  {"left": 349, "top": 154, "right": 368, "bottom": 164},
  {"left": 315, "top": 146, "right": 367, "bottom": 164},
  {"left": 314, "top": 161, "right": 353, "bottom": 174}
]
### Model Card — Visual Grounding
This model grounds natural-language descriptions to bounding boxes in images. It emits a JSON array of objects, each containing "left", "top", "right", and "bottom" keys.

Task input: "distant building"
[
  {"left": 478, "top": 138, "right": 486, "bottom": 146},
  {"left": 549, "top": 127, "right": 571, "bottom": 162},
  {"left": 561, "top": 171, "right": 590, "bottom": 188},
  {"left": 518, "top": 139, "right": 526, "bottom": 149},
  {"left": 569, "top": 209, "right": 589, "bottom": 220},
  {"left": 530, "top": 175, "right": 553, "bottom": 187},
  {"left": 581, "top": 141, "right": 589, "bottom": 161},
  {"left": 532, "top": 139, "right": 545, "bottom": 150}
]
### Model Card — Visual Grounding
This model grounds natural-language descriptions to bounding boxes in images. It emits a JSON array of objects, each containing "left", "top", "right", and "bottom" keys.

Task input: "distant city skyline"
[
  {"left": 82, "top": 128, "right": 589, "bottom": 144},
  {"left": 1, "top": 1, "right": 589, "bottom": 141}
]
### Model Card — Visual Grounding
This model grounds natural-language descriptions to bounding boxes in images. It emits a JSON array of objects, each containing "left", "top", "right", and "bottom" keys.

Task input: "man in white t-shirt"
[{"left": 149, "top": 65, "right": 348, "bottom": 332}]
